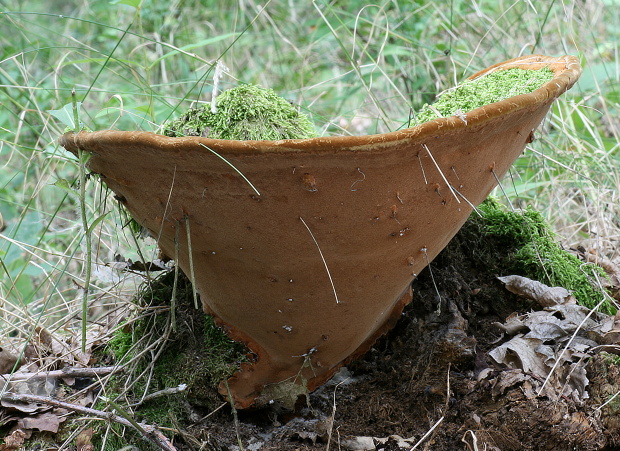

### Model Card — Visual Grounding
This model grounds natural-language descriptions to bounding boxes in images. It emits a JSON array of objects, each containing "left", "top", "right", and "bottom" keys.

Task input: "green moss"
[
  {"left": 107, "top": 327, "right": 133, "bottom": 362},
  {"left": 474, "top": 199, "right": 614, "bottom": 314},
  {"left": 94, "top": 271, "right": 249, "bottom": 449},
  {"left": 163, "top": 84, "right": 317, "bottom": 140},
  {"left": 416, "top": 67, "right": 554, "bottom": 124}
]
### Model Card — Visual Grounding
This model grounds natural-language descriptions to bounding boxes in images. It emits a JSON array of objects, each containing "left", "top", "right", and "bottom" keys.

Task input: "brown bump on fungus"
[{"left": 58, "top": 55, "right": 581, "bottom": 409}]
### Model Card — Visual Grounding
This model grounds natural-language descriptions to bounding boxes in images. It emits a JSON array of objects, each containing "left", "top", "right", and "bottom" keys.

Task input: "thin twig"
[
  {"left": 410, "top": 415, "right": 444, "bottom": 450},
  {"left": 326, "top": 375, "right": 350, "bottom": 451},
  {"left": 224, "top": 380, "right": 244, "bottom": 451},
  {"left": 490, "top": 167, "right": 515, "bottom": 211},
  {"left": 171, "top": 223, "right": 180, "bottom": 332},
  {"left": 74, "top": 86, "right": 92, "bottom": 356},
  {"left": 1, "top": 366, "right": 117, "bottom": 382},
  {"left": 421, "top": 247, "right": 442, "bottom": 314},
  {"left": 190, "top": 401, "right": 227, "bottom": 426},
  {"left": 0, "top": 392, "right": 176, "bottom": 451},
  {"left": 130, "top": 384, "right": 187, "bottom": 407}
]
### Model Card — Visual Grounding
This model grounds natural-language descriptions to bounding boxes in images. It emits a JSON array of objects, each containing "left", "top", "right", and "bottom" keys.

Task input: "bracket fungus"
[{"left": 59, "top": 55, "right": 581, "bottom": 409}]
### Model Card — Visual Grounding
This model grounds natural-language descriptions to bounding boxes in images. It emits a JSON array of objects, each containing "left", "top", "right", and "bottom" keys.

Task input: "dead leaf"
[
  {"left": 493, "top": 312, "right": 527, "bottom": 335},
  {"left": 76, "top": 427, "right": 95, "bottom": 451},
  {"left": 498, "top": 275, "right": 576, "bottom": 306},
  {"left": 292, "top": 431, "right": 320, "bottom": 444},
  {"left": 17, "top": 411, "right": 62, "bottom": 433},
  {"left": 490, "top": 369, "right": 528, "bottom": 398},
  {"left": 0, "top": 347, "right": 24, "bottom": 374},
  {"left": 0, "top": 429, "right": 26, "bottom": 451},
  {"left": 488, "top": 288, "right": 605, "bottom": 402},
  {"left": 33, "top": 326, "right": 105, "bottom": 368},
  {"left": 1, "top": 378, "right": 57, "bottom": 413},
  {"left": 488, "top": 335, "right": 551, "bottom": 376},
  {"left": 520, "top": 379, "right": 538, "bottom": 399}
]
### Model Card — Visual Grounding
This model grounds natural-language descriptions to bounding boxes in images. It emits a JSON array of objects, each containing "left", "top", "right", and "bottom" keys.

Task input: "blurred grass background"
[{"left": 0, "top": 0, "right": 618, "bottom": 334}]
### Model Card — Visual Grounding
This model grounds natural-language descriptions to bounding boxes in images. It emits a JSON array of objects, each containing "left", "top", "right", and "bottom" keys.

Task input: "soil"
[{"left": 166, "top": 218, "right": 620, "bottom": 450}]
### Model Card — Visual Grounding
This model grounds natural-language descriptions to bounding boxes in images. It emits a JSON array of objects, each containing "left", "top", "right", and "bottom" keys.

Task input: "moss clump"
[
  {"left": 416, "top": 67, "right": 555, "bottom": 124},
  {"left": 95, "top": 271, "right": 249, "bottom": 449},
  {"left": 163, "top": 84, "right": 317, "bottom": 140},
  {"left": 114, "top": 270, "right": 248, "bottom": 396},
  {"left": 474, "top": 199, "right": 614, "bottom": 314}
]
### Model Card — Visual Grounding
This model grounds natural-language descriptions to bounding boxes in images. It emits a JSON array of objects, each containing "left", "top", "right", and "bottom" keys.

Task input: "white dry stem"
[
  {"left": 198, "top": 143, "right": 260, "bottom": 196},
  {"left": 450, "top": 186, "right": 482, "bottom": 218},
  {"left": 462, "top": 430, "right": 480, "bottom": 451},
  {"left": 325, "top": 375, "right": 350, "bottom": 451},
  {"left": 410, "top": 415, "right": 444, "bottom": 450},
  {"left": 211, "top": 60, "right": 229, "bottom": 114},
  {"left": 422, "top": 144, "right": 460, "bottom": 204},
  {"left": 155, "top": 165, "right": 177, "bottom": 247},
  {"left": 490, "top": 167, "right": 515, "bottom": 211},
  {"left": 184, "top": 215, "right": 199, "bottom": 310},
  {"left": 299, "top": 216, "right": 340, "bottom": 304},
  {"left": 421, "top": 247, "right": 442, "bottom": 314},
  {"left": 417, "top": 152, "right": 428, "bottom": 184}
]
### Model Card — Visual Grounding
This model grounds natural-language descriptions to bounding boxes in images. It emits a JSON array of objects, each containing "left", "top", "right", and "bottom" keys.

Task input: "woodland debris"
[
  {"left": 574, "top": 246, "right": 620, "bottom": 300},
  {"left": 15, "top": 411, "right": 62, "bottom": 433},
  {"left": 489, "top": 275, "right": 620, "bottom": 402},
  {"left": 497, "top": 274, "right": 576, "bottom": 307},
  {"left": 0, "top": 365, "right": 117, "bottom": 382},
  {"left": 75, "top": 428, "right": 95, "bottom": 451},
  {"left": 340, "top": 434, "right": 416, "bottom": 450},
  {"left": 0, "top": 392, "right": 177, "bottom": 451},
  {"left": 0, "top": 347, "right": 24, "bottom": 374},
  {"left": 0, "top": 429, "right": 26, "bottom": 451}
]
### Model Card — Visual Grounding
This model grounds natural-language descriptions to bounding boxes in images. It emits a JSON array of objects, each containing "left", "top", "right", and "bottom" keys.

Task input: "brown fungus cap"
[{"left": 59, "top": 55, "right": 581, "bottom": 409}]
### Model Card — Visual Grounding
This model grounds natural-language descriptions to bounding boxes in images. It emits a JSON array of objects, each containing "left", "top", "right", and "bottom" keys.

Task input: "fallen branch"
[
  {"left": 0, "top": 366, "right": 118, "bottom": 382},
  {"left": 0, "top": 392, "right": 176, "bottom": 451}
]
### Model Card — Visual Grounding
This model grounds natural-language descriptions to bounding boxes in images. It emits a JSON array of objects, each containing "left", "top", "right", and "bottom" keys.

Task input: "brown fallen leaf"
[
  {"left": 488, "top": 335, "right": 550, "bottom": 376},
  {"left": 16, "top": 411, "right": 62, "bottom": 433},
  {"left": 598, "top": 311, "right": 620, "bottom": 348},
  {"left": 493, "top": 312, "right": 528, "bottom": 335},
  {"left": 498, "top": 275, "right": 576, "bottom": 307},
  {"left": 76, "top": 427, "right": 95, "bottom": 451},
  {"left": 0, "top": 347, "right": 24, "bottom": 374},
  {"left": 341, "top": 434, "right": 416, "bottom": 450},
  {"left": 488, "top": 294, "right": 605, "bottom": 401},
  {"left": 489, "top": 369, "right": 528, "bottom": 398},
  {"left": 0, "top": 429, "right": 26, "bottom": 451},
  {"left": 1, "top": 376, "right": 58, "bottom": 413}
]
